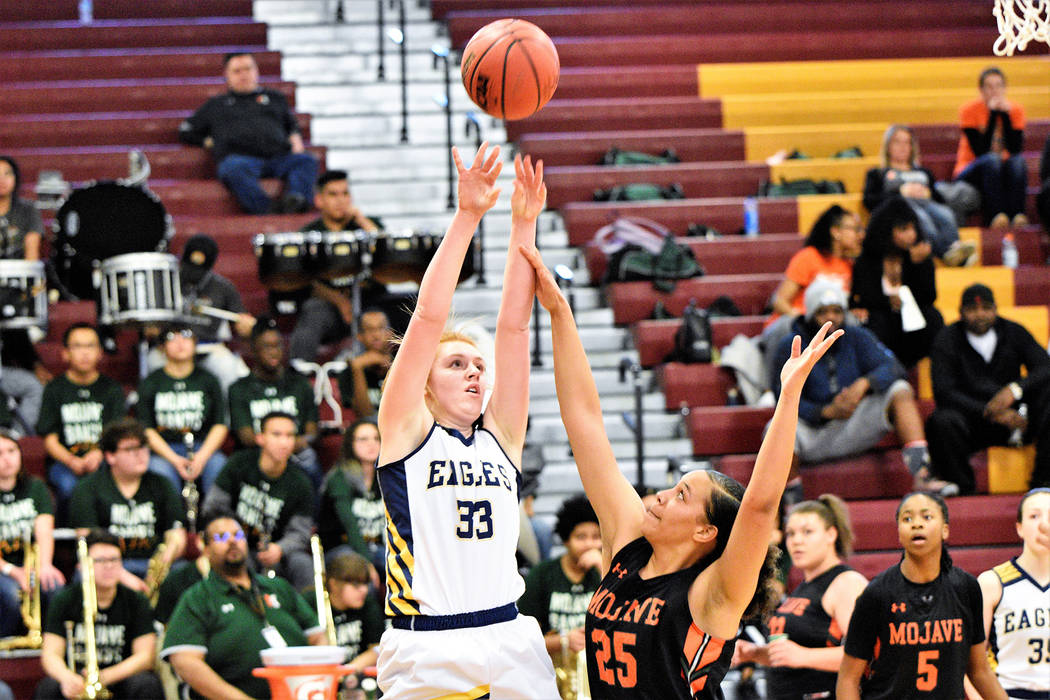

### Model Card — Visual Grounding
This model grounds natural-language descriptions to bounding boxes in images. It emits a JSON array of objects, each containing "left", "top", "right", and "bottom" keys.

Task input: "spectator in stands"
[
  {"left": 0, "top": 155, "right": 48, "bottom": 435},
  {"left": 146, "top": 234, "right": 254, "bottom": 393},
  {"left": 518, "top": 494, "right": 602, "bottom": 685},
  {"left": 850, "top": 196, "right": 943, "bottom": 368},
  {"left": 953, "top": 66, "right": 1028, "bottom": 228},
  {"left": 161, "top": 514, "right": 325, "bottom": 700},
  {"left": 772, "top": 279, "right": 956, "bottom": 496},
  {"left": 138, "top": 322, "right": 228, "bottom": 496},
  {"left": 864, "top": 125, "right": 975, "bottom": 266},
  {"left": 178, "top": 52, "right": 317, "bottom": 215},
  {"left": 201, "top": 412, "right": 315, "bottom": 590},
  {"left": 37, "top": 323, "right": 127, "bottom": 511},
  {"left": 335, "top": 309, "right": 394, "bottom": 419},
  {"left": 1038, "top": 134, "right": 1050, "bottom": 229},
  {"left": 761, "top": 205, "right": 863, "bottom": 386},
  {"left": 309, "top": 552, "right": 384, "bottom": 689},
  {"left": 926, "top": 284, "right": 1050, "bottom": 493},
  {"left": 0, "top": 429, "right": 64, "bottom": 637},
  {"left": 318, "top": 419, "right": 384, "bottom": 585},
  {"left": 36, "top": 529, "right": 163, "bottom": 700},
  {"left": 227, "top": 319, "right": 322, "bottom": 491},
  {"left": 70, "top": 418, "right": 186, "bottom": 592},
  {"left": 289, "top": 170, "right": 388, "bottom": 361},
  {"left": 153, "top": 551, "right": 209, "bottom": 627}
]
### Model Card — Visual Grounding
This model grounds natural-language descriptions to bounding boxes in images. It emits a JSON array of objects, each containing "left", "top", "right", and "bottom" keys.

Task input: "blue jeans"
[
  {"left": 0, "top": 571, "right": 20, "bottom": 636},
  {"left": 47, "top": 460, "right": 81, "bottom": 522},
  {"left": 908, "top": 198, "right": 960, "bottom": 258},
  {"left": 956, "top": 152, "right": 1027, "bottom": 224},
  {"left": 148, "top": 440, "right": 226, "bottom": 497},
  {"left": 216, "top": 152, "right": 318, "bottom": 215}
]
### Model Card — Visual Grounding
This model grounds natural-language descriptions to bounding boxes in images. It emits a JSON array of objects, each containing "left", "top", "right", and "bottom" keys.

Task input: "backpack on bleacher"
[
  {"left": 593, "top": 183, "right": 685, "bottom": 202},
  {"left": 759, "top": 178, "right": 846, "bottom": 198},
  {"left": 600, "top": 147, "right": 680, "bottom": 166},
  {"left": 590, "top": 216, "right": 704, "bottom": 293},
  {"left": 668, "top": 299, "right": 713, "bottom": 363}
]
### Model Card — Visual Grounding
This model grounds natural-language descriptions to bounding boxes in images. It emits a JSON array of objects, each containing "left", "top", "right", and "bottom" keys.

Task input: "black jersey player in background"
[
  {"left": 734, "top": 494, "right": 868, "bottom": 700},
  {"left": 524, "top": 245, "right": 842, "bottom": 699},
  {"left": 837, "top": 492, "right": 1006, "bottom": 699}
]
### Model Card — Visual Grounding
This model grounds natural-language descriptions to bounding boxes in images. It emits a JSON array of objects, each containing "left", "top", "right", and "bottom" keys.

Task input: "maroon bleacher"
[
  {"left": 608, "top": 274, "right": 782, "bottom": 325},
  {"left": 505, "top": 97, "right": 723, "bottom": 142},
  {"left": 633, "top": 316, "right": 767, "bottom": 367}
]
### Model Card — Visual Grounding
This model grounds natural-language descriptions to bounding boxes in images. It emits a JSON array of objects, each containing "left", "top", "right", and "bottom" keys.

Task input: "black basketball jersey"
[
  {"left": 767, "top": 563, "right": 852, "bottom": 700},
  {"left": 843, "top": 563, "right": 984, "bottom": 699},
  {"left": 585, "top": 537, "right": 735, "bottom": 699}
]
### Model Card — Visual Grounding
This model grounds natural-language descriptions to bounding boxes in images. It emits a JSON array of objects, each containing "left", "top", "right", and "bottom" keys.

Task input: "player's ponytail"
[{"left": 789, "top": 493, "right": 855, "bottom": 558}]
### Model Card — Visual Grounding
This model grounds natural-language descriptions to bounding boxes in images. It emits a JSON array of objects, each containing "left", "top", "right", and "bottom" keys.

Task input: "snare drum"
[
  {"left": 370, "top": 231, "right": 438, "bottom": 284},
  {"left": 55, "top": 181, "right": 171, "bottom": 300},
  {"left": 98, "top": 252, "right": 182, "bottom": 325},
  {"left": 314, "top": 230, "right": 365, "bottom": 281},
  {"left": 0, "top": 260, "right": 47, "bottom": 329},
  {"left": 253, "top": 232, "right": 319, "bottom": 291}
]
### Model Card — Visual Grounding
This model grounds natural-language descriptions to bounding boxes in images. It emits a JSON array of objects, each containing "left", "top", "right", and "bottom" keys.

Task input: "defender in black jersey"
[
  {"left": 527, "top": 247, "right": 843, "bottom": 699},
  {"left": 838, "top": 492, "right": 1006, "bottom": 700},
  {"left": 734, "top": 494, "right": 867, "bottom": 700}
]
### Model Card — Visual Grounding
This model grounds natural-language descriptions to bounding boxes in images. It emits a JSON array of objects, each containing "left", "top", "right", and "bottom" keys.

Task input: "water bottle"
[
  {"left": 1008, "top": 403, "right": 1027, "bottom": 446},
  {"left": 78, "top": 0, "right": 92, "bottom": 23},
  {"left": 743, "top": 197, "right": 759, "bottom": 237},
  {"left": 1001, "top": 233, "right": 1019, "bottom": 269}
]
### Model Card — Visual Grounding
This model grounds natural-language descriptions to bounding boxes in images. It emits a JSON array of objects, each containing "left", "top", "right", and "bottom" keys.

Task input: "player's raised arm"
[
  {"left": 522, "top": 245, "right": 643, "bottom": 568},
  {"left": 378, "top": 143, "right": 502, "bottom": 456},
  {"left": 487, "top": 154, "right": 545, "bottom": 454}
]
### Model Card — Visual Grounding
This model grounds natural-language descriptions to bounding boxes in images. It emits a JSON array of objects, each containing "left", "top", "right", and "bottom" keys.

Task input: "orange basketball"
[{"left": 460, "top": 19, "right": 560, "bottom": 121}]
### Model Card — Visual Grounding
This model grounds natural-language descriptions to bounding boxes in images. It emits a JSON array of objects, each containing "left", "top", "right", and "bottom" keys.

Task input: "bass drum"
[
  {"left": 369, "top": 232, "right": 477, "bottom": 285},
  {"left": 54, "top": 182, "right": 171, "bottom": 300}
]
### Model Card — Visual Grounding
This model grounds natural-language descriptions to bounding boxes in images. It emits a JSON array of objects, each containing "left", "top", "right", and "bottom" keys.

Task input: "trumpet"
[
  {"left": 553, "top": 634, "right": 591, "bottom": 700},
  {"left": 144, "top": 542, "right": 170, "bottom": 607},
  {"left": 181, "top": 431, "right": 199, "bottom": 534},
  {"left": 311, "top": 535, "right": 338, "bottom": 646},
  {"left": 77, "top": 537, "right": 112, "bottom": 700},
  {"left": 0, "top": 529, "right": 42, "bottom": 650}
]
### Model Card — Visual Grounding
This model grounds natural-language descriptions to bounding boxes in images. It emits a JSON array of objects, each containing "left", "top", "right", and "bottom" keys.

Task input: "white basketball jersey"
[
  {"left": 378, "top": 422, "right": 524, "bottom": 617},
  {"left": 988, "top": 558, "right": 1050, "bottom": 691}
]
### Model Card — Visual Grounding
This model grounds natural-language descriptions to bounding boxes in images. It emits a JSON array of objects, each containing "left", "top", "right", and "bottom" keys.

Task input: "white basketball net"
[{"left": 993, "top": 0, "right": 1050, "bottom": 55}]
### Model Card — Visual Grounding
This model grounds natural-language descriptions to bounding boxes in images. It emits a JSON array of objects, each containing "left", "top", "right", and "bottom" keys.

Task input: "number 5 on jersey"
[{"left": 456, "top": 499, "right": 493, "bottom": 539}]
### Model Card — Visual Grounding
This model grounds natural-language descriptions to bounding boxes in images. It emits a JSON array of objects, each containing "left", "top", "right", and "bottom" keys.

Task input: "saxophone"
[
  {"left": 76, "top": 537, "right": 112, "bottom": 700},
  {"left": 181, "top": 431, "right": 199, "bottom": 534},
  {"left": 553, "top": 635, "right": 591, "bottom": 700},
  {"left": 0, "top": 529, "right": 42, "bottom": 650},
  {"left": 143, "top": 542, "right": 169, "bottom": 607},
  {"left": 310, "top": 535, "right": 338, "bottom": 646}
]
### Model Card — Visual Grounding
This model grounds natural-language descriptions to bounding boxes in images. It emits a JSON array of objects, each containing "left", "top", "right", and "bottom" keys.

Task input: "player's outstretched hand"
[
  {"left": 511, "top": 153, "right": 546, "bottom": 222},
  {"left": 453, "top": 142, "right": 503, "bottom": 217},
  {"left": 520, "top": 245, "right": 568, "bottom": 314},
  {"left": 779, "top": 321, "right": 842, "bottom": 397}
]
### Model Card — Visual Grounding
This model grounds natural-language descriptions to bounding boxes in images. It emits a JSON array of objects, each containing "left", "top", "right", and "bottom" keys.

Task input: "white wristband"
[
  {"left": 1, "top": 562, "right": 13, "bottom": 576},
  {"left": 1009, "top": 382, "right": 1023, "bottom": 401}
]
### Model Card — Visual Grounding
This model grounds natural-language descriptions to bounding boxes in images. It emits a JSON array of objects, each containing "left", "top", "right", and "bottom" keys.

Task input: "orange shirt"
[
  {"left": 953, "top": 98, "right": 1026, "bottom": 176},
  {"left": 767, "top": 246, "right": 853, "bottom": 325}
]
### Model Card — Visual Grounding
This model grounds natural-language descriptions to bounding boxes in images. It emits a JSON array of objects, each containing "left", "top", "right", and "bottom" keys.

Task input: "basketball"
[{"left": 460, "top": 19, "right": 560, "bottom": 121}]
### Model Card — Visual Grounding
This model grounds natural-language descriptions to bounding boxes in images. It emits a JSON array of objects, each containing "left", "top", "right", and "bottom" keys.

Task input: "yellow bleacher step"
[
  {"left": 698, "top": 56, "right": 1050, "bottom": 97},
  {"left": 721, "top": 86, "right": 1050, "bottom": 129},
  {"left": 987, "top": 446, "right": 1035, "bottom": 494},
  {"left": 795, "top": 193, "right": 864, "bottom": 235},
  {"left": 935, "top": 266, "right": 1015, "bottom": 315},
  {"left": 768, "top": 157, "right": 877, "bottom": 195},
  {"left": 744, "top": 123, "right": 887, "bottom": 162}
]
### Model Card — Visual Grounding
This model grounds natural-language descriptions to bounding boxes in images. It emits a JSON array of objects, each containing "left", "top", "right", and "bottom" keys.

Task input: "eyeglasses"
[
  {"left": 92, "top": 556, "right": 123, "bottom": 567},
  {"left": 165, "top": 329, "right": 195, "bottom": 341},
  {"left": 210, "top": 530, "right": 246, "bottom": 543},
  {"left": 115, "top": 444, "right": 148, "bottom": 454}
]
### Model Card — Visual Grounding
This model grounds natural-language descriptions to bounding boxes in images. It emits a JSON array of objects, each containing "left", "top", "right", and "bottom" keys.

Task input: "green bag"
[
  {"left": 610, "top": 235, "right": 704, "bottom": 293},
  {"left": 594, "top": 183, "right": 685, "bottom": 202},
  {"left": 601, "top": 147, "right": 679, "bottom": 166},
  {"left": 759, "top": 178, "right": 846, "bottom": 198}
]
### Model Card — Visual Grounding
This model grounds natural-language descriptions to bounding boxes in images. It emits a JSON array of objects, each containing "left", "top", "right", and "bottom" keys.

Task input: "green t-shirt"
[
  {"left": 518, "top": 557, "right": 602, "bottom": 635},
  {"left": 317, "top": 468, "right": 384, "bottom": 555},
  {"left": 44, "top": 583, "right": 154, "bottom": 672},
  {"left": 335, "top": 362, "right": 386, "bottom": 412},
  {"left": 36, "top": 374, "right": 126, "bottom": 454},
  {"left": 154, "top": 561, "right": 206, "bottom": 625},
  {"left": 0, "top": 476, "right": 54, "bottom": 567},
  {"left": 68, "top": 466, "right": 184, "bottom": 560},
  {"left": 307, "top": 589, "right": 385, "bottom": 659},
  {"left": 161, "top": 571, "right": 321, "bottom": 700},
  {"left": 227, "top": 370, "right": 317, "bottom": 437},
  {"left": 136, "top": 365, "right": 225, "bottom": 443},
  {"left": 208, "top": 447, "right": 313, "bottom": 549}
]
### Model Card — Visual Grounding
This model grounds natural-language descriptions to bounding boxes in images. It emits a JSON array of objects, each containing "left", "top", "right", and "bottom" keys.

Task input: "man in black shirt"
[{"left": 178, "top": 52, "right": 318, "bottom": 215}]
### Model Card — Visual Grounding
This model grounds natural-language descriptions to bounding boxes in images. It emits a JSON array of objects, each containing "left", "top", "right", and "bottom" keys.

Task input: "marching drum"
[
  {"left": 97, "top": 252, "right": 182, "bottom": 325},
  {"left": 253, "top": 232, "right": 319, "bottom": 291},
  {"left": 314, "top": 230, "right": 365, "bottom": 281},
  {"left": 370, "top": 231, "right": 439, "bottom": 285},
  {"left": 0, "top": 260, "right": 47, "bottom": 329},
  {"left": 54, "top": 181, "right": 171, "bottom": 300}
]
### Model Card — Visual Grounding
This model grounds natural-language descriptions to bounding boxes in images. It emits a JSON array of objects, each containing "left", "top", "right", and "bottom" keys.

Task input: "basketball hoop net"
[{"left": 993, "top": 0, "right": 1050, "bottom": 55}]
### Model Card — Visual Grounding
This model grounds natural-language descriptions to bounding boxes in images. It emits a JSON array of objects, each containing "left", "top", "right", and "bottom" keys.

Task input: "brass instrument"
[
  {"left": 553, "top": 635, "right": 591, "bottom": 700},
  {"left": 64, "top": 620, "right": 75, "bottom": 669},
  {"left": 311, "top": 535, "right": 338, "bottom": 646},
  {"left": 181, "top": 431, "right": 199, "bottom": 534},
  {"left": 77, "top": 537, "right": 112, "bottom": 700},
  {"left": 257, "top": 515, "right": 277, "bottom": 578},
  {"left": 0, "top": 529, "right": 42, "bottom": 649},
  {"left": 143, "top": 542, "right": 169, "bottom": 607}
]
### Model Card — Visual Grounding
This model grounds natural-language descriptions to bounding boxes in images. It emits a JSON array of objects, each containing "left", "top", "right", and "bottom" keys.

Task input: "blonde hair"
[
  {"left": 880, "top": 124, "right": 920, "bottom": 169},
  {"left": 788, "top": 493, "right": 855, "bottom": 558}
]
